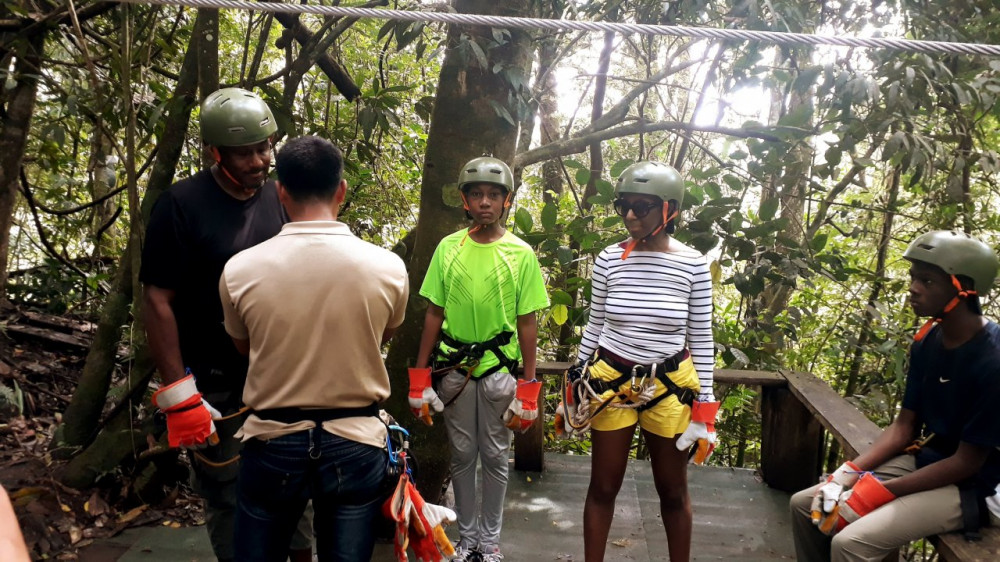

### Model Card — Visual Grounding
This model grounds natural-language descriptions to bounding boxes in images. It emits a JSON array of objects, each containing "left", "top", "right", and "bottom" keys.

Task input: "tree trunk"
[
  {"left": 382, "top": 0, "right": 531, "bottom": 501},
  {"left": 54, "top": 30, "right": 200, "bottom": 463},
  {"left": 0, "top": 31, "right": 45, "bottom": 302},
  {"left": 196, "top": 8, "right": 219, "bottom": 169}
]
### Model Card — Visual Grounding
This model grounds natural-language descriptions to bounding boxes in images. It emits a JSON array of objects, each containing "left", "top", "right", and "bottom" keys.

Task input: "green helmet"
[
  {"left": 903, "top": 230, "right": 998, "bottom": 295},
  {"left": 614, "top": 161, "right": 685, "bottom": 211},
  {"left": 458, "top": 157, "right": 514, "bottom": 193},
  {"left": 200, "top": 88, "right": 277, "bottom": 147}
]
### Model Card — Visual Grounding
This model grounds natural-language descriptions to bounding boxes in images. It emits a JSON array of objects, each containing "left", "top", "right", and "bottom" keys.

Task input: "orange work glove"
[
  {"left": 151, "top": 374, "right": 220, "bottom": 449},
  {"left": 382, "top": 472, "right": 413, "bottom": 561},
  {"left": 408, "top": 368, "right": 443, "bottom": 426},
  {"left": 407, "top": 481, "right": 456, "bottom": 562},
  {"left": 818, "top": 472, "right": 896, "bottom": 536},
  {"left": 503, "top": 379, "right": 542, "bottom": 433},
  {"left": 810, "top": 461, "right": 861, "bottom": 528},
  {"left": 675, "top": 400, "right": 720, "bottom": 464}
]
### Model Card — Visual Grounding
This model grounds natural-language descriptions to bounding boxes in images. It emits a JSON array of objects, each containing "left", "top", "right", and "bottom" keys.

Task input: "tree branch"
[{"left": 515, "top": 120, "right": 783, "bottom": 169}]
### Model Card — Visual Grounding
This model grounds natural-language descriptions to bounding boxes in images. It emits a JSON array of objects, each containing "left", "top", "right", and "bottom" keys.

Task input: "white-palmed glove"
[
  {"left": 151, "top": 373, "right": 221, "bottom": 449},
  {"left": 408, "top": 368, "right": 444, "bottom": 426},
  {"left": 811, "top": 461, "right": 861, "bottom": 529},
  {"left": 675, "top": 401, "right": 720, "bottom": 464}
]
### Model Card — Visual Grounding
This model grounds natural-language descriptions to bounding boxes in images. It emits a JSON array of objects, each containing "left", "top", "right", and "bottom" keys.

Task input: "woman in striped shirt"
[{"left": 573, "top": 161, "right": 717, "bottom": 562}]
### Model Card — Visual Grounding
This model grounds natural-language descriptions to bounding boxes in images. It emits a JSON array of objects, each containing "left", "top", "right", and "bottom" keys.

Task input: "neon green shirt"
[{"left": 420, "top": 228, "right": 549, "bottom": 377}]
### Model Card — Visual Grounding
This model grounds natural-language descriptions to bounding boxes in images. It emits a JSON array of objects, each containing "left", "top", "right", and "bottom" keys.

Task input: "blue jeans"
[{"left": 234, "top": 429, "right": 387, "bottom": 562}]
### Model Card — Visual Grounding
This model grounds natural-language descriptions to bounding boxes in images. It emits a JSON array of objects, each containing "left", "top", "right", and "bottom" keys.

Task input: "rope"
[{"left": 111, "top": 0, "right": 1000, "bottom": 57}]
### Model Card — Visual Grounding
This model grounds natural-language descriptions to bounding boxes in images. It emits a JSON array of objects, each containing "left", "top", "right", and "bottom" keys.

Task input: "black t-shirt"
[
  {"left": 140, "top": 169, "right": 288, "bottom": 392},
  {"left": 903, "top": 321, "right": 1000, "bottom": 497}
]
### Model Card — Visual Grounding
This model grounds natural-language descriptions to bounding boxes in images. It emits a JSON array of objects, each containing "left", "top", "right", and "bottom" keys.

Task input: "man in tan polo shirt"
[{"left": 219, "top": 136, "right": 408, "bottom": 562}]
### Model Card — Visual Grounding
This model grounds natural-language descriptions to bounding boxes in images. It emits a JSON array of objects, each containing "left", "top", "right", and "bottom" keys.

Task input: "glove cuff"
[
  {"left": 831, "top": 461, "right": 862, "bottom": 485},
  {"left": 690, "top": 400, "right": 720, "bottom": 423},
  {"left": 851, "top": 472, "right": 896, "bottom": 510},
  {"left": 515, "top": 379, "right": 541, "bottom": 401},
  {"left": 408, "top": 367, "right": 433, "bottom": 388},
  {"left": 152, "top": 374, "right": 200, "bottom": 410}
]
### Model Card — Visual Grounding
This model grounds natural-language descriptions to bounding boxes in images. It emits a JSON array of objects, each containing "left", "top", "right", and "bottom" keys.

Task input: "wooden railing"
[{"left": 515, "top": 362, "right": 1000, "bottom": 562}]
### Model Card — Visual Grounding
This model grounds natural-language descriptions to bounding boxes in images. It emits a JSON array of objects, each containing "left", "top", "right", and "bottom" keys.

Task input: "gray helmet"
[
  {"left": 614, "top": 161, "right": 685, "bottom": 212},
  {"left": 458, "top": 157, "right": 514, "bottom": 193},
  {"left": 200, "top": 88, "right": 277, "bottom": 147},
  {"left": 903, "top": 230, "right": 998, "bottom": 295}
]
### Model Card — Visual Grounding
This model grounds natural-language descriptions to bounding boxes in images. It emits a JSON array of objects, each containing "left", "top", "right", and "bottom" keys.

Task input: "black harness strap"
[
  {"left": 254, "top": 402, "right": 380, "bottom": 424},
  {"left": 589, "top": 348, "right": 695, "bottom": 410},
  {"left": 435, "top": 330, "right": 518, "bottom": 379}
]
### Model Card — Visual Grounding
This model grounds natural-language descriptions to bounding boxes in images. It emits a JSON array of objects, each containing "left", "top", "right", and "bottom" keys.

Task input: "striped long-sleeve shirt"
[{"left": 576, "top": 242, "right": 715, "bottom": 401}]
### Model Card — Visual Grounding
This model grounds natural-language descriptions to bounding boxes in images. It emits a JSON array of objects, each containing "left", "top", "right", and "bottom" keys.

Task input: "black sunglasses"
[{"left": 613, "top": 198, "right": 661, "bottom": 218}]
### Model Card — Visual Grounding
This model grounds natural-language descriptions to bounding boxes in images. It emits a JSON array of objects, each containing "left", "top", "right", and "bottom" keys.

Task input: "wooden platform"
[{"left": 79, "top": 455, "right": 795, "bottom": 561}]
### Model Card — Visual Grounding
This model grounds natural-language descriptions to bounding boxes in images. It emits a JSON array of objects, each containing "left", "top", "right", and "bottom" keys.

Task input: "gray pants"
[
  {"left": 789, "top": 455, "right": 964, "bottom": 562},
  {"left": 196, "top": 392, "right": 313, "bottom": 561},
  {"left": 439, "top": 370, "right": 517, "bottom": 551}
]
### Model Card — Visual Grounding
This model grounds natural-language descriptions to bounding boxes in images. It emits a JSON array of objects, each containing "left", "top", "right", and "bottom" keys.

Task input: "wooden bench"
[{"left": 513, "top": 362, "right": 1000, "bottom": 561}]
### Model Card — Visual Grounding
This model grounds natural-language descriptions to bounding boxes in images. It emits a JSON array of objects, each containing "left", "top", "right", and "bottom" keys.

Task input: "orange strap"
[
  {"left": 621, "top": 202, "right": 678, "bottom": 260},
  {"left": 913, "top": 276, "right": 976, "bottom": 341}
]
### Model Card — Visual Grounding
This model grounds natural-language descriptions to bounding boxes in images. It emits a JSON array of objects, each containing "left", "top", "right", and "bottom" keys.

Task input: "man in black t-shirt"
[
  {"left": 141, "top": 88, "right": 311, "bottom": 562},
  {"left": 790, "top": 230, "right": 1000, "bottom": 562}
]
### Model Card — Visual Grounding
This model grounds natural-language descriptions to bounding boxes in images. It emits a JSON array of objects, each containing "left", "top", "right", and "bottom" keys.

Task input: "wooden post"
[
  {"left": 760, "top": 385, "right": 823, "bottom": 492},
  {"left": 513, "top": 415, "right": 544, "bottom": 472}
]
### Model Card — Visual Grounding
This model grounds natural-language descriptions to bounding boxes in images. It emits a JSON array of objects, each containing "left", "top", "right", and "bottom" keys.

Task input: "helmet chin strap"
[
  {"left": 913, "top": 275, "right": 976, "bottom": 342},
  {"left": 621, "top": 201, "right": 678, "bottom": 260},
  {"left": 211, "top": 147, "right": 244, "bottom": 189},
  {"left": 459, "top": 190, "right": 511, "bottom": 246}
]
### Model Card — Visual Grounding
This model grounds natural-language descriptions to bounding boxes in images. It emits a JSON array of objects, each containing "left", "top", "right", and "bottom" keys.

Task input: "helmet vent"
[
  {"left": 634, "top": 178, "right": 649, "bottom": 183},
  {"left": 490, "top": 170, "right": 501, "bottom": 175},
  {"left": 259, "top": 118, "right": 271, "bottom": 127},
  {"left": 917, "top": 243, "right": 935, "bottom": 250},
  {"left": 227, "top": 126, "right": 247, "bottom": 133}
]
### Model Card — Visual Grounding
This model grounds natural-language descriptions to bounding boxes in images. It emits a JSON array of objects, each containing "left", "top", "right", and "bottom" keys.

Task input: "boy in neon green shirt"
[{"left": 410, "top": 157, "right": 549, "bottom": 561}]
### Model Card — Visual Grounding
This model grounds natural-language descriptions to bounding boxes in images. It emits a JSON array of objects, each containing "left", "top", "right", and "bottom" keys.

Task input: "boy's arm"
[
  {"left": 884, "top": 442, "right": 990, "bottom": 497},
  {"left": 415, "top": 303, "right": 445, "bottom": 369},
  {"left": 516, "top": 312, "right": 538, "bottom": 381},
  {"left": 852, "top": 408, "right": 919, "bottom": 472}
]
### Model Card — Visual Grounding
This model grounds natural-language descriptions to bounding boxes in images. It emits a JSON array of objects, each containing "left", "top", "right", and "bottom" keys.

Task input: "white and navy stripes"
[{"left": 577, "top": 242, "right": 715, "bottom": 401}]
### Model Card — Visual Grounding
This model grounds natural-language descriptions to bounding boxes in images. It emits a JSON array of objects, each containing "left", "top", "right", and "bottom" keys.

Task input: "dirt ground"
[{"left": 0, "top": 308, "right": 204, "bottom": 561}]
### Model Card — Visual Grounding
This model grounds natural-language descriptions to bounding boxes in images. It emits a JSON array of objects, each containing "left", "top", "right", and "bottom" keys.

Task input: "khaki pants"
[
  {"left": 789, "top": 455, "right": 963, "bottom": 562},
  {"left": 196, "top": 392, "right": 313, "bottom": 561},
  {"left": 439, "top": 370, "right": 517, "bottom": 552}
]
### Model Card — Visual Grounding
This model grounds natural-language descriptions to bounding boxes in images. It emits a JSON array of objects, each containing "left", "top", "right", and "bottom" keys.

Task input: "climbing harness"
[
  {"left": 432, "top": 331, "right": 517, "bottom": 407},
  {"left": 560, "top": 348, "right": 695, "bottom": 431}
]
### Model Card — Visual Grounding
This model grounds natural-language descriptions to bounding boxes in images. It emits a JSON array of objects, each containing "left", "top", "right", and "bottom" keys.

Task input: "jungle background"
[{"left": 1, "top": 0, "right": 999, "bottom": 558}]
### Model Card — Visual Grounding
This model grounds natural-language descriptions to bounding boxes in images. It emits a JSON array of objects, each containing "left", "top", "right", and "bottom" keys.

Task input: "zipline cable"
[{"left": 110, "top": 0, "right": 1000, "bottom": 58}]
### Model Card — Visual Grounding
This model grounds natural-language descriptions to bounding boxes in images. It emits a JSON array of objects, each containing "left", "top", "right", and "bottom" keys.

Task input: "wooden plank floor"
[{"left": 78, "top": 454, "right": 795, "bottom": 561}]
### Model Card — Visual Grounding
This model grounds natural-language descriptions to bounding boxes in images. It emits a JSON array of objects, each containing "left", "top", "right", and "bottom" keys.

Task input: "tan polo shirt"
[{"left": 219, "top": 221, "right": 408, "bottom": 448}]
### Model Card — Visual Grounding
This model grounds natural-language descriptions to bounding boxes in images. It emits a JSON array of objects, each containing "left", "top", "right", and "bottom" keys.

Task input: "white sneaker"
[
  {"left": 453, "top": 540, "right": 480, "bottom": 561},
  {"left": 480, "top": 547, "right": 504, "bottom": 562}
]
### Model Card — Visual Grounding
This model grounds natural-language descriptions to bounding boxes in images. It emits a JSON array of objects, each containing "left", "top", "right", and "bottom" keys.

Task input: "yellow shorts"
[{"left": 588, "top": 357, "right": 700, "bottom": 438}]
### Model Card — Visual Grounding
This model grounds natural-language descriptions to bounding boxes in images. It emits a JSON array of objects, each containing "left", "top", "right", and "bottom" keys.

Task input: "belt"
[{"left": 253, "top": 402, "right": 379, "bottom": 424}]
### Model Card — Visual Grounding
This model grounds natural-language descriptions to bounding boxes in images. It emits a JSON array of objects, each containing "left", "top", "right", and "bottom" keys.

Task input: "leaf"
[
  {"left": 514, "top": 208, "right": 533, "bottom": 234},
  {"left": 729, "top": 347, "right": 750, "bottom": 368},
  {"left": 468, "top": 38, "right": 488, "bottom": 70},
  {"left": 709, "top": 260, "right": 722, "bottom": 285},
  {"left": 550, "top": 289, "right": 573, "bottom": 306},
  {"left": 610, "top": 159, "right": 634, "bottom": 178},
  {"left": 759, "top": 198, "right": 779, "bottom": 221},
  {"left": 811, "top": 232, "right": 828, "bottom": 253},
  {"left": 488, "top": 100, "right": 515, "bottom": 126},
  {"left": 540, "top": 202, "right": 557, "bottom": 231},
  {"left": 117, "top": 505, "right": 147, "bottom": 524},
  {"left": 551, "top": 304, "right": 568, "bottom": 326},
  {"left": 574, "top": 168, "right": 590, "bottom": 186},
  {"left": 556, "top": 245, "right": 573, "bottom": 267}
]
